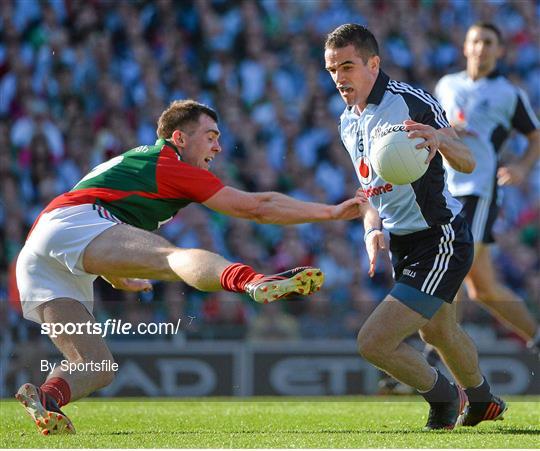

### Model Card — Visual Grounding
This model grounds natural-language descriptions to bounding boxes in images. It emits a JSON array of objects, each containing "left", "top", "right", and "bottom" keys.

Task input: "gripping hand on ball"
[{"left": 403, "top": 120, "right": 438, "bottom": 164}]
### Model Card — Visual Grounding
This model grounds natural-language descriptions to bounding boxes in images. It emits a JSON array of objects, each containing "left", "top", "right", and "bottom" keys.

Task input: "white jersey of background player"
[{"left": 435, "top": 22, "right": 540, "bottom": 352}]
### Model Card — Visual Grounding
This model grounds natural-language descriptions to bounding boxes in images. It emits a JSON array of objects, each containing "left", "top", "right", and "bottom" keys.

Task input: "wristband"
[{"left": 364, "top": 227, "right": 381, "bottom": 241}]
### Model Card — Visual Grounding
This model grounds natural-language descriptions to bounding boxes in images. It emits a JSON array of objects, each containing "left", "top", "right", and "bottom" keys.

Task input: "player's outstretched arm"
[
  {"left": 497, "top": 129, "right": 540, "bottom": 186},
  {"left": 404, "top": 120, "right": 475, "bottom": 173},
  {"left": 203, "top": 186, "right": 366, "bottom": 225}
]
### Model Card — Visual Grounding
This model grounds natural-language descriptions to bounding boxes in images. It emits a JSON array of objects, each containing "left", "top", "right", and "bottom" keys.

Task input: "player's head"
[
  {"left": 464, "top": 22, "right": 503, "bottom": 77},
  {"left": 324, "top": 24, "right": 380, "bottom": 108},
  {"left": 157, "top": 100, "right": 221, "bottom": 170}
]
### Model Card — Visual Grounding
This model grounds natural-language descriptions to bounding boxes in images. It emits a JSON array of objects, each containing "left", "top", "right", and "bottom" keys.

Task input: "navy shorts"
[
  {"left": 388, "top": 214, "right": 474, "bottom": 319},
  {"left": 456, "top": 195, "right": 498, "bottom": 244}
]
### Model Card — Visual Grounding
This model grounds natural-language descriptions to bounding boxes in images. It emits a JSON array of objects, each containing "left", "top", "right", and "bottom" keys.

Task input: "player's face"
[
  {"left": 180, "top": 114, "right": 222, "bottom": 170},
  {"left": 464, "top": 27, "right": 502, "bottom": 75},
  {"left": 325, "top": 45, "right": 379, "bottom": 109}
]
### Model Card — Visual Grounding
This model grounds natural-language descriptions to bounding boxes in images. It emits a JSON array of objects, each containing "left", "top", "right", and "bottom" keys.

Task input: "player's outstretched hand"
[
  {"left": 331, "top": 193, "right": 367, "bottom": 220},
  {"left": 101, "top": 276, "right": 153, "bottom": 292},
  {"left": 497, "top": 164, "right": 526, "bottom": 186},
  {"left": 403, "top": 119, "right": 438, "bottom": 164},
  {"left": 365, "top": 230, "right": 386, "bottom": 278}
]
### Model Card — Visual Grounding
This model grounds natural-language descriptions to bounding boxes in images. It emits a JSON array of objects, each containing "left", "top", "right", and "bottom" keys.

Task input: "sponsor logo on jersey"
[
  {"left": 371, "top": 124, "right": 407, "bottom": 140},
  {"left": 356, "top": 155, "right": 393, "bottom": 197},
  {"left": 359, "top": 183, "right": 394, "bottom": 198},
  {"left": 358, "top": 156, "right": 373, "bottom": 185}
]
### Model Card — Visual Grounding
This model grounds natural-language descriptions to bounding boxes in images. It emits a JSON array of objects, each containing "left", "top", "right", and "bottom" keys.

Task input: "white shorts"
[{"left": 16, "top": 204, "right": 122, "bottom": 323}]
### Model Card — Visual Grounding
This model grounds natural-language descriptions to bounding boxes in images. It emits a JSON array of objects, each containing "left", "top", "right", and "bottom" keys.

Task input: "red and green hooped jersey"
[{"left": 41, "top": 139, "right": 225, "bottom": 231}]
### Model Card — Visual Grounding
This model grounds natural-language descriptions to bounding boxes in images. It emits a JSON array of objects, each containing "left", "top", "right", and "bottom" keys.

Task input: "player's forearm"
[
  {"left": 362, "top": 204, "right": 381, "bottom": 232},
  {"left": 253, "top": 192, "right": 337, "bottom": 224},
  {"left": 437, "top": 131, "right": 476, "bottom": 173}
]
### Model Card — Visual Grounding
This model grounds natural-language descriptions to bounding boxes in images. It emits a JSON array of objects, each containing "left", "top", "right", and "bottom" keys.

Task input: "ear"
[
  {"left": 171, "top": 130, "right": 187, "bottom": 149},
  {"left": 369, "top": 55, "right": 380, "bottom": 72}
]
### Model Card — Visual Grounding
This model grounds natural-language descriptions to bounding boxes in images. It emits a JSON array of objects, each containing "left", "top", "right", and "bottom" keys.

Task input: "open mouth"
[
  {"left": 339, "top": 87, "right": 353, "bottom": 95},
  {"left": 204, "top": 157, "right": 214, "bottom": 164}
]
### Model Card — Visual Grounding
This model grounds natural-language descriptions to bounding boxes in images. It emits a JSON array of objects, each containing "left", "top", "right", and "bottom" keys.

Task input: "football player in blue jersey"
[
  {"left": 435, "top": 22, "right": 540, "bottom": 357},
  {"left": 325, "top": 23, "right": 506, "bottom": 429}
]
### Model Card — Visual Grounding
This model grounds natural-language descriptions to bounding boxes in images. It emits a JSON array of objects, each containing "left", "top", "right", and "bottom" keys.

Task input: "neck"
[
  {"left": 467, "top": 62, "right": 495, "bottom": 81},
  {"left": 354, "top": 103, "right": 367, "bottom": 114}
]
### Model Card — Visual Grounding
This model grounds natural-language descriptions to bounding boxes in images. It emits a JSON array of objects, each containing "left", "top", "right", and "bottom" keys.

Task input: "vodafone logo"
[
  {"left": 356, "top": 156, "right": 394, "bottom": 198},
  {"left": 358, "top": 156, "right": 373, "bottom": 185}
]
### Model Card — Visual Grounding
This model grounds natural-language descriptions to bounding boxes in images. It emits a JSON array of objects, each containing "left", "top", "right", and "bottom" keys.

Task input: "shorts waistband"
[
  {"left": 389, "top": 214, "right": 464, "bottom": 245},
  {"left": 92, "top": 204, "right": 124, "bottom": 224}
]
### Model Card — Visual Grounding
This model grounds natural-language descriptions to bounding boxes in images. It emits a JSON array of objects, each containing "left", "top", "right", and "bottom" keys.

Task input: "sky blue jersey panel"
[{"left": 340, "top": 71, "right": 461, "bottom": 236}]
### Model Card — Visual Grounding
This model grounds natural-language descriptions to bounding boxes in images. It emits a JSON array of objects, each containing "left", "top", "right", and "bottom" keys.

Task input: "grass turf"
[{"left": 1, "top": 396, "right": 539, "bottom": 448}]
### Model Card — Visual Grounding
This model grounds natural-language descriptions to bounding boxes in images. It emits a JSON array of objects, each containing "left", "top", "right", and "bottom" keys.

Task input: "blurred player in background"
[
  {"left": 324, "top": 23, "right": 506, "bottom": 430},
  {"left": 434, "top": 22, "right": 540, "bottom": 354},
  {"left": 15, "top": 99, "right": 366, "bottom": 435}
]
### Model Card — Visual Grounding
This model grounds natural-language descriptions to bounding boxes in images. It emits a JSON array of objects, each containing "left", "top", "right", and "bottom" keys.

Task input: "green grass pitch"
[{"left": 1, "top": 396, "right": 539, "bottom": 448}]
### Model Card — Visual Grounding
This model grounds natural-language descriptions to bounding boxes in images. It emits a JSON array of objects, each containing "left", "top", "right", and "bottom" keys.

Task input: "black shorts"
[
  {"left": 456, "top": 195, "right": 498, "bottom": 244},
  {"left": 388, "top": 214, "right": 474, "bottom": 319}
]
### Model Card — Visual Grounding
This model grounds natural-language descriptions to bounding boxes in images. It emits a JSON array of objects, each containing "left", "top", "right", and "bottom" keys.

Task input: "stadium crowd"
[{"left": 1, "top": 0, "right": 539, "bottom": 345}]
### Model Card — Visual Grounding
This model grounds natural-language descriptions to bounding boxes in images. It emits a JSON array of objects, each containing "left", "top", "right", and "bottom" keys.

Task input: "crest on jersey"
[
  {"left": 355, "top": 130, "right": 364, "bottom": 158},
  {"left": 358, "top": 156, "right": 373, "bottom": 185}
]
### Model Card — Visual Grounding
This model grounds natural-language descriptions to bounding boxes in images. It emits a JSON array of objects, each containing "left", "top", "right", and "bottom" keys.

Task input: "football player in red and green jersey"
[{"left": 15, "top": 99, "right": 367, "bottom": 435}]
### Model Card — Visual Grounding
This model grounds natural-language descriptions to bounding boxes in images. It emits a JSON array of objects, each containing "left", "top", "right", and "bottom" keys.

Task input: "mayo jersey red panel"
[{"left": 40, "top": 139, "right": 224, "bottom": 230}]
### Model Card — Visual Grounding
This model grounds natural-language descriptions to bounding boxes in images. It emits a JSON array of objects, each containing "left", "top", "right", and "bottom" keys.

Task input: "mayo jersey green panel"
[
  {"left": 41, "top": 139, "right": 225, "bottom": 231},
  {"left": 73, "top": 145, "right": 160, "bottom": 193}
]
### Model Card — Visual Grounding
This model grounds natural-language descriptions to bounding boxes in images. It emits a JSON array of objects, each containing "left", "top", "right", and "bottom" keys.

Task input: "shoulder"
[
  {"left": 436, "top": 71, "right": 465, "bottom": 88},
  {"left": 491, "top": 75, "right": 517, "bottom": 92},
  {"left": 386, "top": 79, "right": 439, "bottom": 105},
  {"left": 387, "top": 79, "right": 445, "bottom": 115}
]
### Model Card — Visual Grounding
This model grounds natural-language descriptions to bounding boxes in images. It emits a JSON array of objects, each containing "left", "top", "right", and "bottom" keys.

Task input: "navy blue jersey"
[{"left": 339, "top": 71, "right": 461, "bottom": 235}]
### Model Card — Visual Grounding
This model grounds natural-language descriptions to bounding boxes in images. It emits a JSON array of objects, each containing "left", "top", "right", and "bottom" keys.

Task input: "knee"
[
  {"left": 467, "top": 280, "right": 497, "bottom": 303},
  {"left": 357, "top": 329, "right": 385, "bottom": 364},
  {"left": 420, "top": 325, "right": 456, "bottom": 348}
]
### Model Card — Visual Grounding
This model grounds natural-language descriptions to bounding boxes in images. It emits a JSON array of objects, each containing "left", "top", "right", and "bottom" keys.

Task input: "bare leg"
[
  {"left": 466, "top": 244, "right": 538, "bottom": 341},
  {"left": 357, "top": 296, "right": 435, "bottom": 391},
  {"left": 37, "top": 299, "right": 116, "bottom": 401},
  {"left": 419, "top": 301, "right": 483, "bottom": 388},
  {"left": 82, "top": 224, "right": 230, "bottom": 291}
]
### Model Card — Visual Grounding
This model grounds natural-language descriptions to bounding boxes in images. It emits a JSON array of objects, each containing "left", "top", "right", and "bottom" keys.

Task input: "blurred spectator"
[{"left": 247, "top": 302, "right": 300, "bottom": 341}]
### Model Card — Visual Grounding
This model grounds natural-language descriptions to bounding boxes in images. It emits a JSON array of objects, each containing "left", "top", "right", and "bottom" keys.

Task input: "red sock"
[
  {"left": 40, "top": 377, "right": 71, "bottom": 407},
  {"left": 220, "top": 263, "right": 264, "bottom": 292}
]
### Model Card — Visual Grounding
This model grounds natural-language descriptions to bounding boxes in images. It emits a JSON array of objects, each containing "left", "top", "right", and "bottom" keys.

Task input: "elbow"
[{"left": 244, "top": 203, "right": 273, "bottom": 224}]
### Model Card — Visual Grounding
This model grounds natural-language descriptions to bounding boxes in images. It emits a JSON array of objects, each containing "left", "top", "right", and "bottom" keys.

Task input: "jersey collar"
[
  {"left": 486, "top": 69, "right": 500, "bottom": 79},
  {"left": 156, "top": 138, "right": 183, "bottom": 160},
  {"left": 366, "top": 70, "right": 390, "bottom": 105}
]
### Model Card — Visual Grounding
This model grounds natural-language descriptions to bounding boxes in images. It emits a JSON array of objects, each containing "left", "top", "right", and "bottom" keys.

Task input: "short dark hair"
[
  {"left": 325, "top": 23, "right": 379, "bottom": 63},
  {"left": 156, "top": 100, "right": 218, "bottom": 139},
  {"left": 470, "top": 22, "right": 503, "bottom": 44}
]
